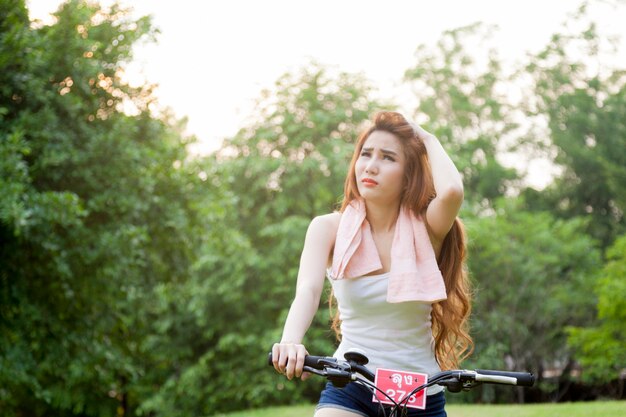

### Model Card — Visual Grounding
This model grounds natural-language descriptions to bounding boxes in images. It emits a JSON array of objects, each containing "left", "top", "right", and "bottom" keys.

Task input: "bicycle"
[{"left": 268, "top": 349, "right": 535, "bottom": 417}]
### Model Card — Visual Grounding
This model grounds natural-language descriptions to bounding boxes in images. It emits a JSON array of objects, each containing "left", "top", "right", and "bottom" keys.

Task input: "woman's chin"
[
  {"left": 360, "top": 193, "right": 390, "bottom": 204},
  {"left": 358, "top": 190, "right": 403, "bottom": 206}
]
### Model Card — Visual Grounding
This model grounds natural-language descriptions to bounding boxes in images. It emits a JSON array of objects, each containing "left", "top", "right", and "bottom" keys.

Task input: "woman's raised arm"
[{"left": 413, "top": 124, "right": 464, "bottom": 245}]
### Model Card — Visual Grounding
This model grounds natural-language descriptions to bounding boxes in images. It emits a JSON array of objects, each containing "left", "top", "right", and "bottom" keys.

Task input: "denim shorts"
[{"left": 316, "top": 381, "right": 447, "bottom": 417}]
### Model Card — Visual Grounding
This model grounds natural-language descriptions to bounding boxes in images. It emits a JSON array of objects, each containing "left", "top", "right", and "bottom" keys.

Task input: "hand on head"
[{"left": 409, "top": 122, "right": 435, "bottom": 142}]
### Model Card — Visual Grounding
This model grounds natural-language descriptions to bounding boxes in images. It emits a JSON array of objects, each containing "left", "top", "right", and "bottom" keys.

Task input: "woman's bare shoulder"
[
  {"left": 312, "top": 212, "right": 341, "bottom": 228},
  {"left": 306, "top": 213, "right": 341, "bottom": 267},
  {"left": 308, "top": 212, "right": 341, "bottom": 240}
]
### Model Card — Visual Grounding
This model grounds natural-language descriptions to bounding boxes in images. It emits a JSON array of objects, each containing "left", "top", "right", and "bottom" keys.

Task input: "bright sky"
[{"left": 28, "top": 1, "right": 626, "bottom": 186}]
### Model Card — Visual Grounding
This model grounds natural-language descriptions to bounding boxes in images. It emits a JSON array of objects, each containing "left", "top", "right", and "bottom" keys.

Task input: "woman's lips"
[{"left": 361, "top": 178, "right": 378, "bottom": 186}]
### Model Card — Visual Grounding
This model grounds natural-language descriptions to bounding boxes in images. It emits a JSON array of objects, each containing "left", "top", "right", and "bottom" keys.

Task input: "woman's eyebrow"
[{"left": 362, "top": 147, "right": 399, "bottom": 156}]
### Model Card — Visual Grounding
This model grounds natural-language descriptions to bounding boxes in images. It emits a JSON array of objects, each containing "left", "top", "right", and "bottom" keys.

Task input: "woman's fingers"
[
  {"left": 283, "top": 343, "right": 306, "bottom": 380},
  {"left": 293, "top": 345, "right": 308, "bottom": 378},
  {"left": 272, "top": 342, "right": 308, "bottom": 380},
  {"left": 271, "top": 342, "right": 283, "bottom": 374},
  {"left": 410, "top": 122, "right": 434, "bottom": 141}
]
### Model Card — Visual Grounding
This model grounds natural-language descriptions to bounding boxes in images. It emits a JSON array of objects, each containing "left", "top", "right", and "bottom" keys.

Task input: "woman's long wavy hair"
[{"left": 330, "top": 111, "right": 473, "bottom": 370}]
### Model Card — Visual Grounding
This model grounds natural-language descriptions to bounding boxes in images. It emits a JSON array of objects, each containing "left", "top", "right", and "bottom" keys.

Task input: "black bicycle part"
[{"left": 268, "top": 351, "right": 535, "bottom": 415}]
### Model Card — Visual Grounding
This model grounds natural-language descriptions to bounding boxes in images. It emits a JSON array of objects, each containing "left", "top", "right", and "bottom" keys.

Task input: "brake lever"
[
  {"left": 319, "top": 358, "right": 341, "bottom": 368},
  {"left": 325, "top": 368, "right": 353, "bottom": 388},
  {"left": 303, "top": 366, "right": 326, "bottom": 377},
  {"left": 302, "top": 364, "right": 354, "bottom": 388},
  {"left": 436, "top": 377, "right": 463, "bottom": 393},
  {"left": 437, "top": 376, "right": 482, "bottom": 393}
]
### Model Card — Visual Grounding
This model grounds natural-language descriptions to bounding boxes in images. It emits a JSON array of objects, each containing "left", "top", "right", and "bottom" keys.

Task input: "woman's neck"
[{"left": 364, "top": 200, "right": 401, "bottom": 234}]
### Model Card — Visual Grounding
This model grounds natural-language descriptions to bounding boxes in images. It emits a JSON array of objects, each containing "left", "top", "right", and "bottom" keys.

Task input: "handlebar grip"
[
  {"left": 267, "top": 353, "right": 337, "bottom": 370},
  {"left": 475, "top": 369, "right": 535, "bottom": 386}
]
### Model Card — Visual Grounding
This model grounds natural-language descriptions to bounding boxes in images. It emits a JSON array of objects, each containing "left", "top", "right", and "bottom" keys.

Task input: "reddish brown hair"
[{"left": 331, "top": 111, "right": 473, "bottom": 369}]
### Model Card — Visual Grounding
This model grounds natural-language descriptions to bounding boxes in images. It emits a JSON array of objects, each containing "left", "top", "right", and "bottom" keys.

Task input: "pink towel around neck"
[{"left": 330, "top": 199, "right": 447, "bottom": 303}]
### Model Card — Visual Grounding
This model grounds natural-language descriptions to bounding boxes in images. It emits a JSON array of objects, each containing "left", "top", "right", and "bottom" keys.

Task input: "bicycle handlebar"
[
  {"left": 269, "top": 351, "right": 534, "bottom": 417},
  {"left": 268, "top": 352, "right": 535, "bottom": 388}
]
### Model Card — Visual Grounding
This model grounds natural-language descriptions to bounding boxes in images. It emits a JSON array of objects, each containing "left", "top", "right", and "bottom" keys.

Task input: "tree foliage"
[
  {"left": 567, "top": 234, "right": 626, "bottom": 384},
  {"left": 464, "top": 200, "right": 601, "bottom": 402},
  {"left": 0, "top": 1, "right": 219, "bottom": 415},
  {"left": 404, "top": 23, "right": 520, "bottom": 208},
  {"left": 522, "top": 4, "right": 626, "bottom": 247}
]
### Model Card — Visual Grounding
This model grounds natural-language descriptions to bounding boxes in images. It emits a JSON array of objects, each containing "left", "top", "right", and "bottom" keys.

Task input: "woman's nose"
[{"left": 365, "top": 158, "right": 379, "bottom": 174}]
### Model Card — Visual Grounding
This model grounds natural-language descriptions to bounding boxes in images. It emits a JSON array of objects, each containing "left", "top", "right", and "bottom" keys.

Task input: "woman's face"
[{"left": 355, "top": 130, "right": 406, "bottom": 205}]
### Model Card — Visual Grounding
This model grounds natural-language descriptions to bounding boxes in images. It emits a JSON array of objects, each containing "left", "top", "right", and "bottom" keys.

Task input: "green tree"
[
  {"left": 404, "top": 23, "right": 519, "bottom": 208},
  {"left": 522, "top": 4, "right": 626, "bottom": 248},
  {"left": 465, "top": 200, "right": 601, "bottom": 403},
  {"left": 568, "top": 234, "right": 626, "bottom": 384},
  {"left": 131, "top": 167, "right": 255, "bottom": 417},
  {"left": 1, "top": 1, "right": 213, "bottom": 415}
]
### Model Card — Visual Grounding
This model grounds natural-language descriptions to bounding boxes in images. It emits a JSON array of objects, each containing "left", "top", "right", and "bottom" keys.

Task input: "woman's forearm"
[
  {"left": 273, "top": 287, "right": 321, "bottom": 380},
  {"left": 280, "top": 287, "right": 322, "bottom": 344}
]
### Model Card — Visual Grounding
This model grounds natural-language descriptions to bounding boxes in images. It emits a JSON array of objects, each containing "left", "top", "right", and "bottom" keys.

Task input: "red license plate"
[{"left": 372, "top": 367, "right": 428, "bottom": 409}]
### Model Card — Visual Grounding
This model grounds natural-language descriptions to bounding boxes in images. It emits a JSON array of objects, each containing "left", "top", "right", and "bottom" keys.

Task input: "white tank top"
[{"left": 330, "top": 272, "right": 444, "bottom": 395}]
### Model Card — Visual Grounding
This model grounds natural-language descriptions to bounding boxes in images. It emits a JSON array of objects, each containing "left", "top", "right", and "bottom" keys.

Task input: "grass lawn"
[
  {"left": 214, "top": 401, "right": 625, "bottom": 417},
  {"left": 446, "top": 401, "right": 626, "bottom": 417}
]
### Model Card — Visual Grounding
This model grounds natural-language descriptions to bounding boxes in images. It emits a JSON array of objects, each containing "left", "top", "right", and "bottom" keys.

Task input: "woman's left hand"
[{"left": 409, "top": 122, "right": 435, "bottom": 142}]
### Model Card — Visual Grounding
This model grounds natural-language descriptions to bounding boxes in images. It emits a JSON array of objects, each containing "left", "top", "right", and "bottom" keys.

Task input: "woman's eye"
[
  {"left": 383, "top": 155, "right": 395, "bottom": 161},
  {"left": 360, "top": 151, "right": 371, "bottom": 157}
]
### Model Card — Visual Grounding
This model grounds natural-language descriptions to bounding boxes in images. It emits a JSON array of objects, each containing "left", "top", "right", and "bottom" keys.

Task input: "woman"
[{"left": 272, "top": 111, "right": 472, "bottom": 417}]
